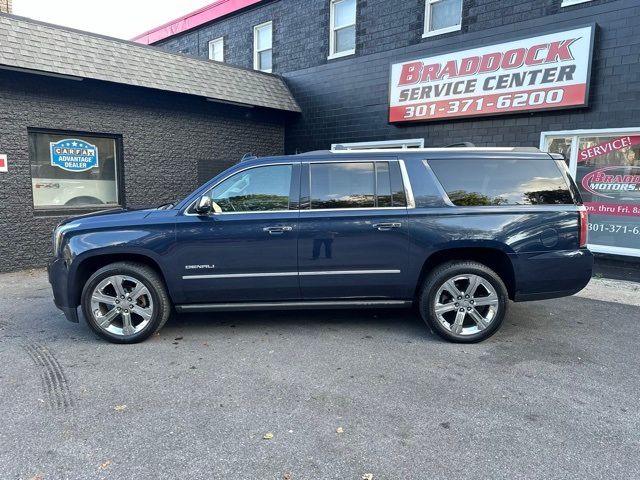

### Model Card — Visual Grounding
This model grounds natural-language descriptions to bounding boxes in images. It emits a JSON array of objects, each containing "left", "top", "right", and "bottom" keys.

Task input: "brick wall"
[
  {"left": 284, "top": 0, "right": 639, "bottom": 152},
  {"left": 153, "top": 0, "right": 639, "bottom": 152},
  {"left": 0, "top": 0, "right": 12, "bottom": 14},
  {"left": 0, "top": 70, "right": 285, "bottom": 272}
]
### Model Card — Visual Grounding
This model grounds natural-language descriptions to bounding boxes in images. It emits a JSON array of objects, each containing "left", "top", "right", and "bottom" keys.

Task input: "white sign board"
[{"left": 389, "top": 25, "right": 595, "bottom": 122}]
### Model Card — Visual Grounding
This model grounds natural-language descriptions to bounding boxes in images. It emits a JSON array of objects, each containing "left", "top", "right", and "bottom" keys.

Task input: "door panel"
[
  {"left": 298, "top": 209, "right": 409, "bottom": 299},
  {"left": 175, "top": 212, "right": 299, "bottom": 303},
  {"left": 174, "top": 163, "right": 300, "bottom": 304},
  {"left": 298, "top": 159, "right": 410, "bottom": 299}
]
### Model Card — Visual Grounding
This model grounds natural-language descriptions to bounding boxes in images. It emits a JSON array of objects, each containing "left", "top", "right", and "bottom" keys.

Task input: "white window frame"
[
  {"left": 423, "top": 0, "right": 462, "bottom": 39},
  {"left": 540, "top": 127, "right": 640, "bottom": 258},
  {"left": 561, "top": 0, "right": 592, "bottom": 6},
  {"left": 328, "top": 0, "right": 356, "bottom": 60},
  {"left": 208, "top": 37, "right": 224, "bottom": 62},
  {"left": 331, "top": 139, "right": 425, "bottom": 151},
  {"left": 253, "top": 21, "right": 273, "bottom": 73}
]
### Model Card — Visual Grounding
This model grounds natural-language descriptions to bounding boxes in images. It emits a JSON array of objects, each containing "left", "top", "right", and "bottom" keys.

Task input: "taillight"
[{"left": 579, "top": 208, "right": 588, "bottom": 248}]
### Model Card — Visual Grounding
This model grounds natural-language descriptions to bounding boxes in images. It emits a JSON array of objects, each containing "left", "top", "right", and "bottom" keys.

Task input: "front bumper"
[{"left": 48, "top": 257, "right": 79, "bottom": 323}]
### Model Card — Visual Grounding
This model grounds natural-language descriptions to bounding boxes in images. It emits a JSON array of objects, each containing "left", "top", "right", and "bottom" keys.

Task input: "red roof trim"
[{"left": 132, "top": 0, "right": 264, "bottom": 45}]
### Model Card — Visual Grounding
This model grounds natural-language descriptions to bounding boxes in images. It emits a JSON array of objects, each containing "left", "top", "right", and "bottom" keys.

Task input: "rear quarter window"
[{"left": 427, "top": 158, "right": 574, "bottom": 206}]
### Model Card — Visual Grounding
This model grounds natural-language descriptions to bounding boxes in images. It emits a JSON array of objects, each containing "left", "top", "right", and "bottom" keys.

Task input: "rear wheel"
[
  {"left": 81, "top": 262, "right": 171, "bottom": 344},
  {"left": 418, "top": 261, "right": 508, "bottom": 343}
]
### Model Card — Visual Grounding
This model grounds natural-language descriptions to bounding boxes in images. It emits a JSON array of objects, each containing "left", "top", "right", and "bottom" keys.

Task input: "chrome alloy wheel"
[
  {"left": 89, "top": 275, "right": 154, "bottom": 337},
  {"left": 433, "top": 274, "right": 499, "bottom": 337}
]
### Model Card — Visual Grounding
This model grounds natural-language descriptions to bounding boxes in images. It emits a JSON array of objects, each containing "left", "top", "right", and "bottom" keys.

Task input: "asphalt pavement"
[{"left": 0, "top": 269, "right": 638, "bottom": 480}]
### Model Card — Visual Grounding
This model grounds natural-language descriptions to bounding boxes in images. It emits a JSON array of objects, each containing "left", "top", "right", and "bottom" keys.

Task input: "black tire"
[
  {"left": 81, "top": 262, "right": 171, "bottom": 344},
  {"left": 418, "top": 261, "right": 508, "bottom": 343}
]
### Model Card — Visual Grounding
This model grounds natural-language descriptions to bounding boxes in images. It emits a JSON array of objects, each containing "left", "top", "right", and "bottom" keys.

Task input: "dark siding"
[
  {"left": 154, "top": 0, "right": 622, "bottom": 72},
  {"left": 284, "top": 0, "right": 640, "bottom": 152},
  {"left": 0, "top": 70, "right": 285, "bottom": 272},
  {"left": 152, "top": 0, "right": 638, "bottom": 153}
]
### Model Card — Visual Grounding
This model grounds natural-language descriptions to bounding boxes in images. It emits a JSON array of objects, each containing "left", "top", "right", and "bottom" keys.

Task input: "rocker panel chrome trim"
[{"left": 176, "top": 299, "right": 413, "bottom": 312}]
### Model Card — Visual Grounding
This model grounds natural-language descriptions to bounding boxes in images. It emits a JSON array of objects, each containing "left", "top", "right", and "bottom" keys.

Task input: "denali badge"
[{"left": 185, "top": 264, "right": 216, "bottom": 270}]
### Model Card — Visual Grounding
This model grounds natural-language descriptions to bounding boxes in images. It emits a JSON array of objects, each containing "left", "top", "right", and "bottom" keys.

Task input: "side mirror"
[
  {"left": 194, "top": 196, "right": 223, "bottom": 215},
  {"left": 194, "top": 196, "right": 212, "bottom": 215}
]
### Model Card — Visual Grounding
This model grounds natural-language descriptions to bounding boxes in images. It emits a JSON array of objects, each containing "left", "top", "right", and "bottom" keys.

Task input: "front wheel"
[
  {"left": 418, "top": 261, "right": 508, "bottom": 343},
  {"left": 81, "top": 262, "right": 171, "bottom": 344}
]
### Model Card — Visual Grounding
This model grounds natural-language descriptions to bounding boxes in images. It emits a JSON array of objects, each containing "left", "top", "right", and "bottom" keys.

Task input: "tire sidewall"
[
  {"left": 421, "top": 263, "right": 508, "bottom": 343},
  {"left": 81, "top": 264, "right": 165, "bottom": 344}
]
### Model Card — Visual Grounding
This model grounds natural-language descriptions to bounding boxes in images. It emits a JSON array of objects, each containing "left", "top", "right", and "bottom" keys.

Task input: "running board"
[{"left": 176, "top": 300, "right": 413, "bottom": 313}]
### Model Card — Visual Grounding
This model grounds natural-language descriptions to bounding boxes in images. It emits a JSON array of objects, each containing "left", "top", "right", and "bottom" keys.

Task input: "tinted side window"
[
  {"left": 209, "top": 164, "right": 292, "bottom": 212},
  {"left": 309, "top": 161, "right": 407, "bottom": 209},
  {"left": 310, "top": 162, "right": 375, "bottom": 209},
  {"left": 428, "top": 159, "right": 574, "bottom": 206},
  {"left": 375, "top": 162, "right": 392, "bottom": 207},
  {"left": 390, "top": 162, "right": 407, "bottom": 207}
]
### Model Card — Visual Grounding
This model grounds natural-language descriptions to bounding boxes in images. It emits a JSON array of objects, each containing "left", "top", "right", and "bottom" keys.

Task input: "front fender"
[{"left": 54, "top": 222, "right": 176, "bottom": 310}]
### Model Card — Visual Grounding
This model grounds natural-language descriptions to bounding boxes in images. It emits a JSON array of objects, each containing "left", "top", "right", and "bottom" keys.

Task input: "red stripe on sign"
[
  {"left": 585, "top": 202, "right": 640, "bottom": 218},
  {"left": 389, "top": 84, "right": 587, "bottom": 122},
  {"left": 0, "top": 157, "right": 5, "bottom": 169}
]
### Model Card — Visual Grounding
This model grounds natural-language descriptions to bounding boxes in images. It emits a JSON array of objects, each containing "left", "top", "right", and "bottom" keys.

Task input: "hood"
[{"left": 56, "top": 207, "right": 158, "bottom": 230}]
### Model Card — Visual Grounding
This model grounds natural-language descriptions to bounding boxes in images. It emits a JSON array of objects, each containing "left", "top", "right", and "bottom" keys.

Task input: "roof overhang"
[
  {"left": 0, "top": 13, "right": 301, "bottom": 113},
  {"left": 132, "top": 0, "right": 264, "bottom": 45}
]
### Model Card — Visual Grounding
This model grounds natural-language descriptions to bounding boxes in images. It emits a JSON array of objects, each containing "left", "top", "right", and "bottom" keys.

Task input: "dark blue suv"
[{"left": 48, "top": 148, "right": 593, "bottom": 344}]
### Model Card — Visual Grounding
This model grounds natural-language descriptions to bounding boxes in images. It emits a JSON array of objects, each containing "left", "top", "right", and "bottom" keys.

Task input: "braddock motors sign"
[{"left": 389, "top": 25, "right": 595, "bottom": 122}]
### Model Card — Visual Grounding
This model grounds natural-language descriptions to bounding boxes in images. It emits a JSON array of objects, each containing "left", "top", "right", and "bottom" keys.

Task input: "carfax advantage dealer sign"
[{"left": 389, "top": 25, "right": 595, "bottom": 122}]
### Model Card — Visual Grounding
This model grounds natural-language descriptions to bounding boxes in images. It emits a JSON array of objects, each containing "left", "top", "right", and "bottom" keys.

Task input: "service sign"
[
  {"left": 578, "top": 135, "right": 640, "bottom": 219},
  {"left": 389, "top": 26, "right": 594, "bottom": 122},
  {"left": 571, "top": 133, "right": 640, "bottom": 253},
  {"left": 50, "top": 139, "right": 99, "bottom": 172}
]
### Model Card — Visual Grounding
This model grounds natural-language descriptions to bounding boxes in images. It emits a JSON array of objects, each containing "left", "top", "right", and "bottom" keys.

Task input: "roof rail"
[
  {"left": 296, "top": 146, "right": 543, "bottom": 155},
  {"left": 512, "top": 147, "right": 541, "bottom": 152},
  {"left": 297, "top": 150, "right": 334, "bottom": 156},
  {"left": 444, "top": 142, "right": 476, "bottom": 148}
]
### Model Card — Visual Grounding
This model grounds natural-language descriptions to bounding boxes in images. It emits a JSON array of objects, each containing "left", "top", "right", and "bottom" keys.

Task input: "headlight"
[
  {"left": 52, "top": 222, "right": 79, "bottom": 257},
  {"left": 53, "top": 226, "right": 64, "bottom": 257}
]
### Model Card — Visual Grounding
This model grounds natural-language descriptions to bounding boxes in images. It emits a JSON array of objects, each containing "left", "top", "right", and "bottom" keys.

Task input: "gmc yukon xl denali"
[{"left": 48, "top": 148, "right": 593, "bottom": 344}]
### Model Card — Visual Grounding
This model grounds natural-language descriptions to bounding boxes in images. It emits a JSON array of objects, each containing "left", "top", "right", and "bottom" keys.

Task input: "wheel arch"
[
  {"left": 70, "top": 251, "right": 171, "bottom": 308},
  {"left": 414, "top": 247, "right": 516, "bottom": 300}
]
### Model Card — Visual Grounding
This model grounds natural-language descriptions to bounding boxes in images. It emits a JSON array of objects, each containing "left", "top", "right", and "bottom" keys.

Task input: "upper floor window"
[
  {"left": 208, "top": 37, "right": 224, "bottom": 62},
  {"left": 253, "top": 21, "right": 273, "bottom": 73},
  {"left": 423, "top": 0, "right": 462, "bottom": 38},
  {"left": 329, "top": 0, "right": 356, "bottom": 59}
]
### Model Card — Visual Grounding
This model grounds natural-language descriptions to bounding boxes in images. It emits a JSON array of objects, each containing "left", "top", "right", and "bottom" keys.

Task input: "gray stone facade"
[{"left": 0, "top": 70, "right": 286, "bottom": 272}]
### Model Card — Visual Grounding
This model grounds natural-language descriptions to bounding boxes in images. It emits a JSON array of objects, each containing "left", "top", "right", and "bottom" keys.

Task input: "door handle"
[
  {"left": 263, "top": 226, "right": 293, "bottom": 235},
  {"left": 372, "top": 222, "right": 402, "bottom": 231}
]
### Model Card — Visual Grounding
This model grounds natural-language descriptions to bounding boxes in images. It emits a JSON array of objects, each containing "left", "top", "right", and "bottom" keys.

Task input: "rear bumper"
[
  {"left": 513, "top": 248, "right": 594, "bottom": 302},
  {"left": 48, "top": 258, "right": 79, "bottom": 323}
]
